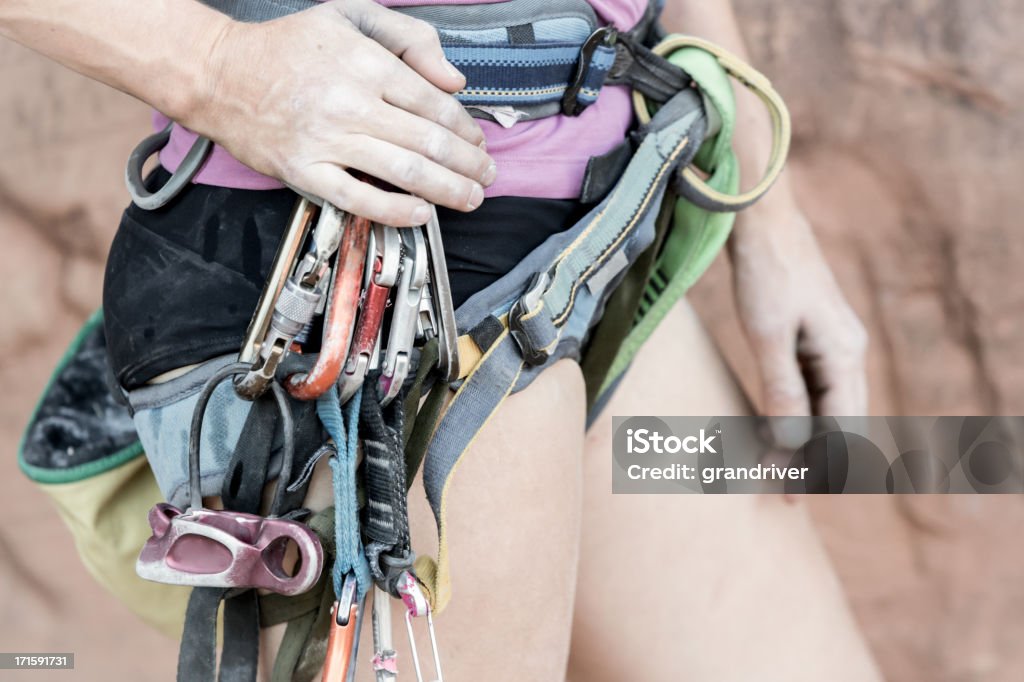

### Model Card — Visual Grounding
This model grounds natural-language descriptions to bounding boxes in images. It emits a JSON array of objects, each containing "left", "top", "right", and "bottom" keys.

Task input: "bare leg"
[
  {"left": 261, "top": 359, "right": 587, "bottom": 681},
  {"left": 568, "top": 301, "right": 882, "bottom": 682}
]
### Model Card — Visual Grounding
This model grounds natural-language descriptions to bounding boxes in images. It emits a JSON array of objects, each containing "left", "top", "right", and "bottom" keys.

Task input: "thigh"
[
  {"left": 569, "top": 300, "right": 882, "bottom": 682},
  {"left": 261, "top": 358, "right": 587, "bottom": 681}
]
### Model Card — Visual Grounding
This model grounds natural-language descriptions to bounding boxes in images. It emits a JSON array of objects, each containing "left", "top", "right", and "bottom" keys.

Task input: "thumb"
[{"left": 346, "top": 0, "right": 466, "bottom": 93}]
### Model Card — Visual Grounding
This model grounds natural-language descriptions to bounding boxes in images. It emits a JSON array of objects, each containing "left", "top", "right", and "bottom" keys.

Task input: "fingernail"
[
  {"left": 478, "top": 139, "right": 488, "bottom": 151},
  {"left": 412, "top": 204, "right": 431, "bottom": 224},
  {"left": 481, "top": 163, "right": 498, "bottom": 186},
  {"left": 442, "top": 58, "right": 463, "bottom": 80},
  {"left": 467, "top": 183, "right": 484, "bottom": 210}
]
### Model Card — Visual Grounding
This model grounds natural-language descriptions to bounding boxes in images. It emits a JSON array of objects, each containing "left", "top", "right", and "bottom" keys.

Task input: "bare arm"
[
  {"left": 0, "top": 0, "right": 496, "bottom": 226},
  {"left": 661, "top": 0, "right": 869, "bottom": 419},
  {"left": 0, "top": 1, "right": 233, "bottom": 125}
]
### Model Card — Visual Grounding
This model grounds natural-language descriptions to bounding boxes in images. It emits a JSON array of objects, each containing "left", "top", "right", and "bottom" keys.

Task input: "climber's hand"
[
  {"left": 191, "top": 0, "right": 495, "bottom": 226},
  {"left": 730, "top": 196, "right": 869, "bottom": 421}
]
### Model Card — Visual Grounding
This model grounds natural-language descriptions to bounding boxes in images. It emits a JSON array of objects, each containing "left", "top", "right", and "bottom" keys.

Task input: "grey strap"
[{"left": 201, "top": 0, "right": 316, "bottom": 22}]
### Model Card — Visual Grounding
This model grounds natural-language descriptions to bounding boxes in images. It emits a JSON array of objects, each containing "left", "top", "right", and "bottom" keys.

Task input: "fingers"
[
  {"left": 349, "top": 0, "right": 464, "bottom": 92},
  {"left": 345, "top": 0, "right": 488, "bottom": 148},
  {"left": 754, "top": 329, "right": 813, "bottom": 418},
  {"left": 375, "top": 104, "right": 495, "bottom": 187},
  {"left": 335, "top": 134, "right": 485, "bottom": 213},
  {"left": 296, "top": 164, "right": 430, "bottom": 227},
  {"left": 816, "top": 366, "right": 868, "bottom": 416},
  {"left": 380, "top": 61, "right": 485, "bottom": 148},
  {"left": 802, "top": 313, "right": 869, "bottom": 416}
]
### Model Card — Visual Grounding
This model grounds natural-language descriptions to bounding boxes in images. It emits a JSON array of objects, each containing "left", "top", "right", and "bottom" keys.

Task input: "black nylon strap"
[
  {"left": 359, "top": 374, "right": 412, "bottom": 592},
  {"left": 222, "top": 394, "right": 278, "bottom": 513},
  {"left": 606, "top": 33, "right": 690, "bottom": 104},
  {"left": 273, "top": 400, "right": 328, "bottom": 514},
  {"left": 219, "top": 591, "right": 261, "bottom": 682},
  {"left": 579, "top": 136, "right": 637, "bottom": 204},
  {"left": 178, "top": 588, "right": 223, "bottom": 682},
  {"left": 177, "top": 588, "right": 259, "bottom": 682}
]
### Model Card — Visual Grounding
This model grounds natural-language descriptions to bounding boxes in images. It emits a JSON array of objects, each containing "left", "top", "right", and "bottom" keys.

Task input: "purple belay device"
[
  {"left": 137, "top": 503, "right": 323, "bottom": 595},
  {"left": 136, "top": 362, "right": 324, "bottom": 596}
]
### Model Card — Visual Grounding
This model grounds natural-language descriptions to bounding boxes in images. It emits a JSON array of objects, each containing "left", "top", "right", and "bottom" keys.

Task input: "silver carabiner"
[
  {"left": 371, "top": 585, "right": 398, "bottom": 681},
  {"left": 235, "top": 203, "right": 347, "bottom": 399},
  {"left": 378, "top": 228, "right": 428, "bottom": 405},
  {"left": 421, "top": 206, "right": 461, "bottom": 382}
]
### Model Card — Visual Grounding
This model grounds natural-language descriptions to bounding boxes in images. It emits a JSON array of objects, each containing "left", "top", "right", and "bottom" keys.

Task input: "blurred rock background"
[{"left": 1, "top": 1, "right": 1022, "bottom": 679}]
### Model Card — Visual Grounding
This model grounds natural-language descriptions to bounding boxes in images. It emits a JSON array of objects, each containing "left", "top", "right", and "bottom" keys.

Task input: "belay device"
[{"left": 18, "top": 0, "right": 791, "bottom": 680}]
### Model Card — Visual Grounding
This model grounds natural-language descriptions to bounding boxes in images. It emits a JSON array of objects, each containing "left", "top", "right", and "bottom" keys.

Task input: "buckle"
[
  {"left": 508, "top": 271, "right": 552, "bottom": 367},
  {"left": 562, "top": 26, "right": 618, "bottom": 116}
]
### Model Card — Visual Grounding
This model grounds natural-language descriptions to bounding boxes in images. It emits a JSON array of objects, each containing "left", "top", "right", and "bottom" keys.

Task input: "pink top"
[{"left": 159, "top": 0, "right": 645, "bottom": 199}]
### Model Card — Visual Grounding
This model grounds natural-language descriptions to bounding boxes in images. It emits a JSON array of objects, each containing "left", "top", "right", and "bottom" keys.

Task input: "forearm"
[
  {"left": 0, "top": 0, "right": 230, "bottom": 123},
  {"left": 661, "top": 0, "right": 795, "bottom": 213}
]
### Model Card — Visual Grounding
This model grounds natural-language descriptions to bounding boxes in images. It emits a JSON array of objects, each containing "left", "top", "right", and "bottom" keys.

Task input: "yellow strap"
[
  {"left": 414, "top": 325, "right": 523, "bottom": 612},
  {"left": 455, "top": 335, "right": 482, "bottom": 380},
  {"left": 632, "top": 35, "right": 791, "bottom": 211}
]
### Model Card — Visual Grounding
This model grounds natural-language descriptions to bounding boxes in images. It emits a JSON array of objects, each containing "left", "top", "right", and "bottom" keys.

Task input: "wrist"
[
  {"left": 730, "top": 173, "right": 802, "bottom": 239},
  {"left": 155, "top": 7, "right": 239, "bottom": 130}
]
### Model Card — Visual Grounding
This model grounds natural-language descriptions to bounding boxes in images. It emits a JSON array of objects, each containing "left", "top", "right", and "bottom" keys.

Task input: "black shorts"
[{"left": 103, "top": 168, "right": 588, "bottom": 389}]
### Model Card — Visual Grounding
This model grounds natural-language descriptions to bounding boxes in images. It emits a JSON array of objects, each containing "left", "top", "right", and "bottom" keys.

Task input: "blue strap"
[
  {"left": 444, "top": 42, "right": 616, "bottom": 111},
  {"left": 317, "top": 387, "right": 371, "bottom": 600}
]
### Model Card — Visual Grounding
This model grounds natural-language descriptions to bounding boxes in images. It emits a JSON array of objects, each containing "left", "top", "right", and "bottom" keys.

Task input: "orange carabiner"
[
  {"left": 288, "top": 214, "right": 372, "bottom": 400},
  {"left": 322, "top": 588, "right": 361, "bottom": 681}
]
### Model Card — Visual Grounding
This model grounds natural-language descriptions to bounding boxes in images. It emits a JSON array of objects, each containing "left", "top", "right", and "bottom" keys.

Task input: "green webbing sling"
[{"left": 584, "top": 36, "right": 789, "bottom": 409}]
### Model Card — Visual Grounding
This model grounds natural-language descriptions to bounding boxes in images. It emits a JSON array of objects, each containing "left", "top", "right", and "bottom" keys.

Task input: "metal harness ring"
[
  {"left": 632, "top": 34, "right": 791, "bottom": 213},
  {"left": 125, "top": 122, "right": 213, "bottom": 210}
]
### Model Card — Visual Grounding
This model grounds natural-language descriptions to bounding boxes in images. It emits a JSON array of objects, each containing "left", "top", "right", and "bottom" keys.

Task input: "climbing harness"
[{"left": 21, "top": 0, "right": 794, "bottom": 679}]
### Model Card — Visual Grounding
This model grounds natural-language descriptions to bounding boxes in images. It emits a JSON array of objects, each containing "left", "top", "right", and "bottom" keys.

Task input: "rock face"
[{"left": 0, "top": 1, "right": 1021, "bottom": 679}]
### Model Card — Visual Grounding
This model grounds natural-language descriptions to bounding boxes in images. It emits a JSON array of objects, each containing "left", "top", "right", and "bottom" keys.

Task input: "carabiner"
[
  {"left": 323, "top": 573, "right": 363, "bottom": 682},
  {"left": 396, "top": 571, "right": 444, "bottom": 682},
  {"left": 235, "top": 197, "right": 318, "bottom": 400},
  {"left": 287, "top": 213, "right": 372, "bottom": 400},
  {"left": 421, "top": 206, "right": 461, "bottom": 382},
  {"left": 371, "top": 585, "right": 399, "bottom": 681},
  {"left": 378, "top": 228, "right": 428, "bottom": 405},
  {"left": 339, "top": 225, "right": 403, "bottom": 404}
]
